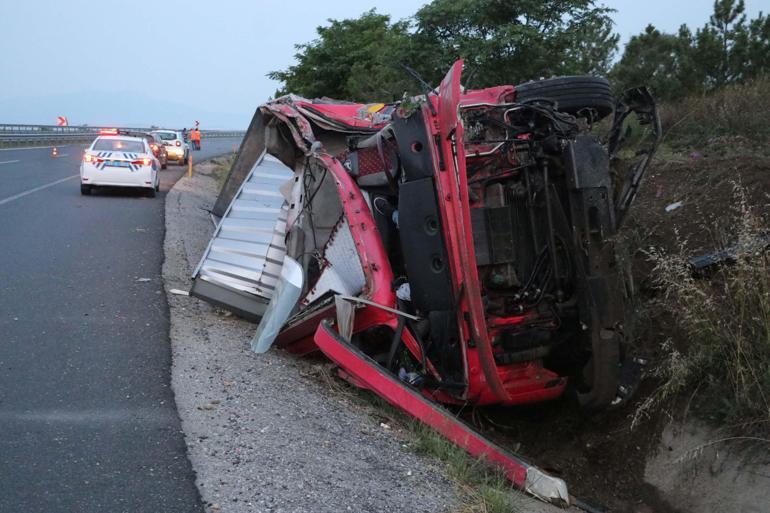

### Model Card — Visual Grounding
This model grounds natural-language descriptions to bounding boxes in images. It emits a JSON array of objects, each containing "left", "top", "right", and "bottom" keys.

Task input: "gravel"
[{"left": 162, "top": 160, "right": 457, "bottom": 513}]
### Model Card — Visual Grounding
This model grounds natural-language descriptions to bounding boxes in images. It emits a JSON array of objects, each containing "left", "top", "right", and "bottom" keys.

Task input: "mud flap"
[{"left": 313, "top": 319, "right": 571, "bottom": 507}]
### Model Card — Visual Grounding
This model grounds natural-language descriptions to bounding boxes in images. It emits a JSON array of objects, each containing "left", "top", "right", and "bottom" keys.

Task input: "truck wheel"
[
  {"left": 80, "top": 184, "right": 92, "bottom": 195},
  {"left": 514, "top": 76, "right": 615, "bottom": 120}
]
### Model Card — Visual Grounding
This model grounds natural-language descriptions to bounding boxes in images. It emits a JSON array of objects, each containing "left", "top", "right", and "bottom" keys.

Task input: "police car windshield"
[
  {"left": 93, "top": 138, "right": 145, "bottom": 153},
  {"left": 155, "top": 132, "right": 178, "bottom": 141}
]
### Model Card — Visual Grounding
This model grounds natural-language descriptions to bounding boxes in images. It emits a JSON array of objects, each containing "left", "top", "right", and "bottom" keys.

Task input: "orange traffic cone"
[{"left": 51, "top": 147, "right": 58, "bottom": 157}]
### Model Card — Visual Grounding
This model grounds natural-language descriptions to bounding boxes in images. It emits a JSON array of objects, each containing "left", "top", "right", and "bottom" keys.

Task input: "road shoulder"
[{"left": 162, "top": 159, "right": 457, "bottom": 513}]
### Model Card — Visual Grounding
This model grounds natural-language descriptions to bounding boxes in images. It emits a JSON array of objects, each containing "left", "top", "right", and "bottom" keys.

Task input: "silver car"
[{"left": 150, "top": 130, "right": 189, "bottom": 165}]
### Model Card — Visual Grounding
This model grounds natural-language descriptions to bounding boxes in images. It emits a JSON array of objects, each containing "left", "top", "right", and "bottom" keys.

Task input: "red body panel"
[{"left": 272, "top": 62, "right": 569, "bottom": 408}]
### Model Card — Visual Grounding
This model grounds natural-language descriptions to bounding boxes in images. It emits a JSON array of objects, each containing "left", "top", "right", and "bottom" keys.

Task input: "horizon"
[{"left": 1, "top": 0, "right": 763, "bottom": 129}]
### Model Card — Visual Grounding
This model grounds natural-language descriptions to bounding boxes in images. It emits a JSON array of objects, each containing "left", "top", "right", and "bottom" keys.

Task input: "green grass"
[
  {"left": 312, "top": 364, "right": 527, "bottom": 512},
  {"left": 407, "top": 420, "right": 526, "bottom": 513}
]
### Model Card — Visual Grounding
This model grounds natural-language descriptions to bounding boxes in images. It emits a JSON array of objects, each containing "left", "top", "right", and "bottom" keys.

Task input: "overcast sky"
[{"left": 0, "top": 0, "right": 765, "bottom": 128}]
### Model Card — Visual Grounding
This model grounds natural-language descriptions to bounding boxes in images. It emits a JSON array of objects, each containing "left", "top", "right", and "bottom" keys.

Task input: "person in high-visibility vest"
[{"left": 191, "top": 128, "right": 201, "bottom": 150}]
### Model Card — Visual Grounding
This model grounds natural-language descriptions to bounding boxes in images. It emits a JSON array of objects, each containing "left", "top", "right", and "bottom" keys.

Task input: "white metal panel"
[{"left": 193, "top": 152, "right": 293, "bottom": 301}]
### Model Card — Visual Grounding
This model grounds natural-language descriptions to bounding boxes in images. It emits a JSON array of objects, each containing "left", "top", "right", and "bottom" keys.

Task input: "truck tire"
[{"left": 514, "top": 76, "right": 615, "bottom": 120}]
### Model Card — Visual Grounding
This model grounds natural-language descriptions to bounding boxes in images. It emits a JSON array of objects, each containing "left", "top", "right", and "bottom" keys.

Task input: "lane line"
[
  {"left": 0, "top": 144, "right": 81, "bottom": 152},
  {"left": 0, "top": 160, "right": 21, "bottom": 165},
  {"left": 0, "top": 175, "right": 79, "bottom": 207}
]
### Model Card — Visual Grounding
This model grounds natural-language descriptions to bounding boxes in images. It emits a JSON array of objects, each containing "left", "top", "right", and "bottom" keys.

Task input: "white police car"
[{"left": 80, "top": 129, "right": 160, "bottom": 197}]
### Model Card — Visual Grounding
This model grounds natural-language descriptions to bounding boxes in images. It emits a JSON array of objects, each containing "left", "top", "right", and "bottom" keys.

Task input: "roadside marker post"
[{"left": 188, "top": 153, "right": 193, "bottom": 178}]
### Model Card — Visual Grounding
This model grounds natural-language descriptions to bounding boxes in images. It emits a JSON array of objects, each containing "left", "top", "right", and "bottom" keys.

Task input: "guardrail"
[{"left": 0, "top": 123, "right": 245, "bottom": 148}]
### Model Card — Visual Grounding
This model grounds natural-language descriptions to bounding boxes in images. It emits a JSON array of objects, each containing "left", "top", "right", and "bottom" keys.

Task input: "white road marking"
[
  {"left": 0, "top": 144, "right": 76, "bottom": 152},
  {"left": 0, "top": 175, "right": 79, "bottom": 206},
  {"left": 0, "top": 160, "right": 21, "bottom": 165}
]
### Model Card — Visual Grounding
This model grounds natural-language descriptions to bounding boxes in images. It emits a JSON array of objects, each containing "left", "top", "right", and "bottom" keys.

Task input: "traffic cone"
[{"left": 51, "top": 147, "right": 58, "bottom": 157}]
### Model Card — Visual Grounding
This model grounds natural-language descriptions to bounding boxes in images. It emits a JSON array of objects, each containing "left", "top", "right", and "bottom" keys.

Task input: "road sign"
[
  {"left": 57, "top": 116, "right": 68, "bottom": 127},
  {"left": 194, "top": 120, "right": 200, "bottom": 128}
]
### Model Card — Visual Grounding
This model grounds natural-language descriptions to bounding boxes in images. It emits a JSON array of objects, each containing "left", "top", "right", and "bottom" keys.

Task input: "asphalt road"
[{"left": 0, "top": 139, "right": 242, "bottom": 513}]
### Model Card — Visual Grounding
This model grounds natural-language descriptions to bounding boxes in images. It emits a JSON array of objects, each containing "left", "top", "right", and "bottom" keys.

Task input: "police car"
[{"left": 80, "top": 129, "right": 160, "bottom": 197}]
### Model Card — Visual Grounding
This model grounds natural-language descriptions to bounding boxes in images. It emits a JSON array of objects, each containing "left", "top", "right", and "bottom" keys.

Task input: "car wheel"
[
  {"left": 514, "top": 76, "right": 615, "bottom": 121},
  {"left": 80, "top": 184, "right": 92, "bottom": 195},
  {"left": 146, "top": 186, "right": 156, "bottom": 198},
  {"left": 155, "top": 180, "right": 160, "bottom": 192}
]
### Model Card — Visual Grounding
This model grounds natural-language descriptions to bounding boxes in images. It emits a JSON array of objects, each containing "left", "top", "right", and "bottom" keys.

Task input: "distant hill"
[{"left": 0, "top": 90, "right": 250, "bottom": 130}]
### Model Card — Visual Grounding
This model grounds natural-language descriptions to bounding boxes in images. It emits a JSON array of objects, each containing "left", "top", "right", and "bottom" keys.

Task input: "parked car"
[
  {"left": 145, "top": 133, "right": 168, "bottom": 169},
  {"left": 80, "top": 130, "right": 160, "bottom": 197},
  {"left": 150, "top": 129, "right": 188, "bottom": 165}
]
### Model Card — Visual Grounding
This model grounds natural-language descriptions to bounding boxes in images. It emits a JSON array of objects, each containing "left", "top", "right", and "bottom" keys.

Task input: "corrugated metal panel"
[{"left": 190, "top": 152, "right": 293, "bottom": 320}]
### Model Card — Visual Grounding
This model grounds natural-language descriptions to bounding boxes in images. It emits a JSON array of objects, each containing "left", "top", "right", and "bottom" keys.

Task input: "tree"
[
  {"left": 269, "top": 1, "right": 620, "bottom": 101},
  {"left": 611, "top": 25, "right": 699, "bottom": 100},
  {"left": 412, "top": 0, "right": 619, "bottom": 87},
  {"left": 613, "top": 0, "right": 770, "bottom": 100},
  {"left": 267, "top": 10, "right": 415, "bottom": 102}
]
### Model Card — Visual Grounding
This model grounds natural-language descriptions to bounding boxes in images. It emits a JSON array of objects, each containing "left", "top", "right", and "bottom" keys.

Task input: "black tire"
[
  {"left": 146, "top": 187, "right": 156, "bottom": 198},
  {"left": 155, "top": 180, "right": 160, "bottom": 192},
  {"left": 161, "top": 161, "right": 167, "bottom": 170},
  {"left": 80, "top": 184, "right": 91, "bottom": 195},
  {"left": 514, "top": 76, "right": 615, "bottom": 120}
]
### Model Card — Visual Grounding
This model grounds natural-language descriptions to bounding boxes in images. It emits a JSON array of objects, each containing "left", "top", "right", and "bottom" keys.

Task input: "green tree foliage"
[
  {"left": 269, "top": 1, "right": 618, "bottom": 101},
  {"left": 267, "top": 10, "right": 415, "bottom": 101},
  {"left": 612, "top": 0, "right": 770, "bottom": 100},
  {"left": 610, "top": 25, "right": 699, "bottom": 100},
  {"left": 412, "top": 0, "right": 618, "bottom": 87}
]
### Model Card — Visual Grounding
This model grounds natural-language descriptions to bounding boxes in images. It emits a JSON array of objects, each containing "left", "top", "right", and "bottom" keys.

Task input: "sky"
[{"left": 0, "top": 0, "right": 766, "bottom": 128}]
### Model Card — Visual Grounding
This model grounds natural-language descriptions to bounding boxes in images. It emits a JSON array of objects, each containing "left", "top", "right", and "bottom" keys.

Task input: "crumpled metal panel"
[
  {"left": 301, "top": 218, "right": 366, "bottom": 305},
  {"left": 190, "top": 152, "right": 293, "bottom": 319}
]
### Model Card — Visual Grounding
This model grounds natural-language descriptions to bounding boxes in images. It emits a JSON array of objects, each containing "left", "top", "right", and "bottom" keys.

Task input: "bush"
[
  {"left": 659, "top": 75, "right": 770, "bottom": 152},
  {"left": 635, "top": 183, "right": 770, "bottom": 433}
]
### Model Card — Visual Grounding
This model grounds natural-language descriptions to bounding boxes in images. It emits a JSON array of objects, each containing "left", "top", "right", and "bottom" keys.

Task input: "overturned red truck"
[{"left": 192, "top": 61, "right": 660, "bottom": 505}]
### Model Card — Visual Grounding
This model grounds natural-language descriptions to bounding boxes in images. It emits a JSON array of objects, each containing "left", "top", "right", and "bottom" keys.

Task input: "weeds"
[
  {"left": 659, "top": 76, "right": 770, "bottom": 155},
  {"left": 209, "top": 155, "right": 235, "bottom": 189},
  {"left": 408, "top": 420, "right": 526, "bottom": 513},
  {"left": 634, "top": 183, "right": 770, "bottom": 434}
]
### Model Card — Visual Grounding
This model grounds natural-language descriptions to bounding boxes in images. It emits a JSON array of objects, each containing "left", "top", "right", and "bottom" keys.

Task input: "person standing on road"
[{"left": 191, "top": 128, "right": 201, "bottom": 151}]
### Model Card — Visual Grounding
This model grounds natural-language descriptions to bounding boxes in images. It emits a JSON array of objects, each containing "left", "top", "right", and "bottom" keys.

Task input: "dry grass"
[
  {"left": 209, "top": 154, "right": 236, "bottom": 189},
  {"left": 659, "top": 75, "right": 770, "bottom": 155},
  {"left": 633, "top": 183, "right": 770, "bottom": 434}
]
